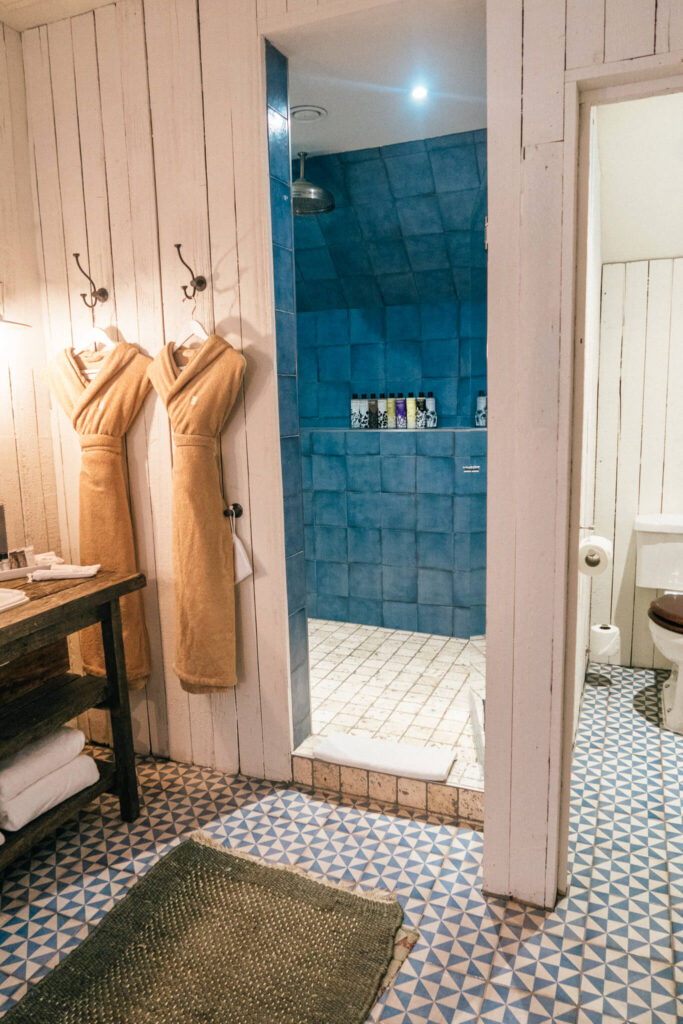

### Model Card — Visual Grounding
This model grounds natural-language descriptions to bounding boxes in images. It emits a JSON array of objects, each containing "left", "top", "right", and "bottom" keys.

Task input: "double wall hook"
[
  {"left": 73, "top": 253, "right": 108, "bottom": 309},
  {"left": 175, "top": 243, "right": 207, "bottom": 301}
]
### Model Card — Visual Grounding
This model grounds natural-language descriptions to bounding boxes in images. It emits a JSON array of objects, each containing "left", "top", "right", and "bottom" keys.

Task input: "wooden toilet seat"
[{"left": 648, "top": 593, "right": 683, "bottom": 635}]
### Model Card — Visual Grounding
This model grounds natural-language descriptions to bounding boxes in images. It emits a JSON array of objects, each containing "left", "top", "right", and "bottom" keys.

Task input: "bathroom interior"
[{"left": 266, "top": 0, "right": 488, "bottom": 799}]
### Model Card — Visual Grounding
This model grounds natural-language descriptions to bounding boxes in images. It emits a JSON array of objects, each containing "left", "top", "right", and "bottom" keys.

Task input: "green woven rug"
[{"left": 6, "top": 834, "right": 406, "bottom": 1024}]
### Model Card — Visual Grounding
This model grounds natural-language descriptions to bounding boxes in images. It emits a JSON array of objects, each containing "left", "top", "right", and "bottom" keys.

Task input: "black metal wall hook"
[
  {"left": 73, "top": 253, "right": 108, "bottom": 309},
  {"left": 223, "top": 503, "right": 243, "bottom": 520},
  {"left": 175, "top": 244, "right": 207, "bottom": 300}
]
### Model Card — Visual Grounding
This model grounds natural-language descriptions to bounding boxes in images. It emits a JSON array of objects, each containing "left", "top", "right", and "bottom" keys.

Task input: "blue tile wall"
[
  {"left": 293, "top": 132, "right": 486, "bottom": 311},
  {"left": 297, "top": 298, "right": 486, "bottom": 429},
  {"left": 266, "top": 40, "right": 310, "bottom": 745},
  {"left": 302, "top": 428, "right": 486, "bottom": 637}
]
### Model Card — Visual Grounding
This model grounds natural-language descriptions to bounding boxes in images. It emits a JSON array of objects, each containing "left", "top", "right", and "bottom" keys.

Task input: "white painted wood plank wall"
[
  {"left": 591, "top": 258, "right": 683, "bottom": 670},
  {"left": 21, "top": 0, "right": 292, "bottom": 780}
]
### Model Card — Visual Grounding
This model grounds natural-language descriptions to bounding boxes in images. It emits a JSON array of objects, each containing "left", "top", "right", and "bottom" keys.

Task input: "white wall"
[
  {"left": 20, "top": 0, "right": 293, "bottom": 780},
  {"left": 598, "top": 93, "right": 683, "bottom": 263},
  {"left": 591, "top": 257, "right": 683, "bottom": 669}
]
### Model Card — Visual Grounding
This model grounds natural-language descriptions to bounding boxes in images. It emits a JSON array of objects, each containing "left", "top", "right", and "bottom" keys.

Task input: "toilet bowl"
[{"left": 648, "top": 593, "right": 683, "bottom": 733}]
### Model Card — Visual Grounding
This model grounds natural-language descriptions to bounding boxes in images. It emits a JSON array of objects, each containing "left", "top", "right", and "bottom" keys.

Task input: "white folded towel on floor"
[
  {"left": 0, "top": 726, "right": 86, "bottom": 803},
  {"left": 28, "top": 563, "right": 100, "bottom": 581},
  {"left": 314, "top": 733, "right": 456, "bottom": 782},
  {"left": 0, "top": 755, "right": 99, "bottom": 831},
  {"left": 0, "top": 589, "right": 29, "bottom": 613}
]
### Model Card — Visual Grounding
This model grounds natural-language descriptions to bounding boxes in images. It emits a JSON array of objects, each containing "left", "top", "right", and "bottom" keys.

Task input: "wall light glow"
[{"left": 411, "top": 85, "right": 428, "bottom": 101}]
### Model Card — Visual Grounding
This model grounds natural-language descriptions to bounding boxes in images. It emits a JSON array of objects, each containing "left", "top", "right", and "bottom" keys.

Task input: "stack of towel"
[{"left": 0, "top": 727, "right": 99, "bottom": 836}]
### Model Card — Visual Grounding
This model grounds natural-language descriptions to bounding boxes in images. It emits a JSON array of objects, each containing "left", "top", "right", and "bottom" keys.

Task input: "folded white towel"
[
  {"left": 29, "top": 563, "right": 100, "bottom": 581},
  {"left": 0, "top": 589, "right": 28, "bottom": 613},
  {"left": 0, "top": 726, "right": 86, "bottom": 803},
  {"left": 0, "top": 755, "right": 100, "bottom": 831}
]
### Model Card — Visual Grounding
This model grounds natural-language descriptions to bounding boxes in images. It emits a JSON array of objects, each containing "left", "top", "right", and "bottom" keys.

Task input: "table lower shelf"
[
  {"left": 0, "top": 673, "right": 109, "bottom": 761},
  {"left": 0, "top": 758, "right": 115, "bottom": 872}
]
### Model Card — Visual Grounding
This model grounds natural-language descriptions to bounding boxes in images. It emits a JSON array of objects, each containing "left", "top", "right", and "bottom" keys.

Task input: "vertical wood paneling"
[
  {"left": 663, "top": 260, "right": 683, "bottom": 510},
  {"left": 605, "top": 0, "right": 656, "bottom": 62},
  {"left": 521, "top": 0, "right": 565, "bottom": 145},
  {"left": 565, "top": 0, "right": 605, "bottom": 69}
]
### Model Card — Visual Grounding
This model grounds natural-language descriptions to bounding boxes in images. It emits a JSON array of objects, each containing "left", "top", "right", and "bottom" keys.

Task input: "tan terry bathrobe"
[
  {"left": 46, "top": 343, "right": 152, "bottom": 689},
  {"left": 147, "top": 336, "right": 246, "bottom": 693}
]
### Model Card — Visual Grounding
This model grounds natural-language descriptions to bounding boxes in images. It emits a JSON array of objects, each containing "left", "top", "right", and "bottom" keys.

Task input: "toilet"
[{"left": 635, "top": 513, "right": 683, "bottom": 733}]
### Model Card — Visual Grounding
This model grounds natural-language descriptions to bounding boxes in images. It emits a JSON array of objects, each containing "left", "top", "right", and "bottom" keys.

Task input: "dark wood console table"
[{"left": 0, "top": 570, "right": 144, "bottom": 871}]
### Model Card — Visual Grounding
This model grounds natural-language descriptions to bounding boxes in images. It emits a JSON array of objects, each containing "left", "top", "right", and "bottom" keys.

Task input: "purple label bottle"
[{"left": 396, "top": 393, "right": 407, "bottom": 429}]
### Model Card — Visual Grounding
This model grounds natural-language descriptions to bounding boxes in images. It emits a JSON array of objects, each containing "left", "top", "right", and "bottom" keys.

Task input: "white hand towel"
[
  {"left": 29, "top": 563, "right": 100, "bottom": 581},
  {"left": 0, "top": 726, "right": 86, "bottom": 803},
  {"left": 0, "top": 589, "right": 28, "bottom": 613},
  {"left": 0, "top": 755, "right": 100, "bottom": 831}
]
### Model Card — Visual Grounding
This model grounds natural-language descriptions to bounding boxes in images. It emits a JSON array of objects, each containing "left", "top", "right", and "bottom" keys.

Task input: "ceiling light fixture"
[
  {"left": 411, "top": 85, "right": 428, "bottom": 101},
  {"left": 291, "top": 105, "right": 328, "bottom": 122}
]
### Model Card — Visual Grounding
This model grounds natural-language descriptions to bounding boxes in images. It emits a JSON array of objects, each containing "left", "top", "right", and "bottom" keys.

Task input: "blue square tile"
[
  {"left": 396, "top": 195, "right": 443, "bottom": 236},
  {"left": 460, "top": 300, "right": 487, "bottom": 338},
  {"left": 453, "top": 570, "right": 470, "bottom": 605},
  {"left": 265, "top": 42, "right": 288, "bottom": 118},
  {"left": 418, "top": 604, "right": 453, "bottom": 636},
  {"left": 455, "top": 456, "right": 486, "bottom": 495},
  {"left": 452, "top": 267, "right": 472, "bottom": 301},
  {"left": 471, "top": 493, "right": 486, "bottom": 528},
  {"left": 429, "top": 144, "right": 480, "bottom": 193},
  {"left": 273, "top": 244, "right": 294, "bottom": 312},
  {"left": 319, "top": 207, "right": 362, "bottom": 247},
  {"left": 445, "top": 230, "right": 471, "bottom": 267},
  {"left": 301, "top": 452, "right": 312, "bottom": 489},
  {"left": 417, "top": 431, "right": 454, "bottom": 455},
  {"left": 315, "top": 525, "right": 347, "bottom": 562},
  {"left": 380, "top": 493, "right": 417, "bottom": 530},
  {"left": 380, "top": 139, "right": 426, "bottom": 158},
  {"left": 300, "top": 430, "right": 312, "bottom": 454},
  {"left": 340, "top": 276, "right": 383, "bottom": 307},
  {"left": 470, "top": 567, "right": 486, "bottom": 604},
  {"left": 453, "top": 606, "right": 471, "bottom": 638},
  {"left": 312, "top": 454, "right": 346, "bottom": 491},
  {"left": 349, "top": 307, "right": 384, "bottom": 344},
  {"left": 383, "top": 564, "right": 417, "bottom": 602},
  {"left": 294, "top": 215, "right": 325, "bottom": 250},
  {"left": 385, "top": 304, "right": 420, "bottom": 340},
  {"left": 345, "top": 159, "right": 392, "bottom": 205},
  {"left": 454, "top": 428, "right": 487, "bottom": 456},
  {"left": 316, "top": 560, "right": 349, "bottom": 596},
  {"left": 367, "top": 240, "right": 410, "bottom": 276},
  {"left": 351, "top": 343, "right": 385, "bottom": 381},
  {"left": 289, "top": 607, "right": 308, "bottom": 672},
  {"left": 275, "top": 310, "right": 297, "bottom": 375},
  {"left": 427, "top": 379, "right": 458, "bottom": 420},
  {"left": 305, "top": 524, "right": 314, "bottom": 553},
  {"left": 348, "top": 527, "right": 381, "bottom": 564},
  {"left": 317, "top": 594, "right": 349, "bottom": 621},
  {"left": 268, "top": 109, "right": 291, "bottom": 185},
  {"left": 346, "top": 430, "right": 380, "bottom": 454},
  {"left": 284, "top": 494, "right": 304, "bottom": 556},
  {"left": 418, "top": 493, "right": 452, "bottom": 533},
  {"left": 348, "top": 492, "right": 381, "bottom": 528},
  {"left": 418, "top": 567, "right": 453, "bottom": 605},
  {"left": 286, "top": 551, "right": 307, "bottom": 611},
  {"left": 312, "top": 430, "right": 345, "bottom": 455},
  {"left": 418, "top": 531, "right": 454, "bottom": 570},
  {"left": 381, "top": 455, "right": 416, "bottom": 492},
  {"left": 329, "top": 243, "right": 372, "bottom": 277},
  {"left": 349, "top": 562, "right": 382, "bottom": 599},
  {"left": 386, "top": 340, "right": 421, "bottom": 380},
  {"left": 317, "top": 345, "right": 350, "bottom": 382},
  {"left": 384, "top": 152, "right": 435, "bottom": 198},
  {"left": 382, "top": 600, "right": 418, "bottom": 631},
  {"left": 471, "top": 530, "right": 486, "bottom": 568},
  {"left": 296, "top": 311, "right": 317, "bottom": 348},
  {"left": 356, "top": 201, "right": 402, "bottom": 240},
  {"left": 270, "top": 178, "right": 292, "bottom": 249},
  {"left": 339, "top": 146, "right": 381, "bottom": 163},
  {"left": 316, "top": 309, "right": 349, "bottom": 345},
  {"left": 415, "top": 270, "right": 456, "bottom": 302},
  {"left": 313, "top": 490, "right": 347, "bottom": 526},
  {"left": 346, "top": 455, "right": 380, "bottom": 492},
  {"left": 427, "top": 130, "right": 475, "bottom": 150},
  {"left": 405, "top": 234, "right": 450, "bottom": 272},
  {"left": 380, "top": 431, "right": 416, "bottom": 454},
  {"left": 453, "top": 495, "right": 473, "bottom": 532},
  {"left": 422, "top": 339, "right": 460, "bottom": 378},
  {"left": 453, "top": 533, "right": 470, "bottom": 571},
  {"left": 303, "top": 490, "right": 313, "bottom": 524},
  {"left": 421, "top": 300, "right": 460, "bottom": 339},
  {"left": 280, "top": 437, "right": 302, "bottom": 497},
  {"left": 278, "top": 375, "right": 298, "bottom": 437},
  {"left": 470, "top": 604, "right": 486, "bottom": 635},
  {"left": 438, "top": 188, "right": 481, "bottom": 231},
  {"left": 382, "top": 528, "right": 416, "bottom": 565},
  {"left": 316, "top": 382, "right": 349, "bottom": 420},
  {"left": 296, "top": 279, "right": 346, "bottom": 312},
  {"left": 417, "top": 455, "right": 454, "bottom": 494},
  {"left": 348, "top": 598, "right": 382, "bottom": 627},
  {"left": 378, "top": 273, "right": 419, "bottom": 306},
  {"left": 295, "top": 246, "right": 337, "bottom": 281}
]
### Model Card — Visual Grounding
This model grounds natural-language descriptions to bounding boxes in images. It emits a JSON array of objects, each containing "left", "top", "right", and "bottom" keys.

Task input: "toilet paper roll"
[
  {"left": 578, "top": 535, "right": 613, "bottom": 576},
  {"left": 590, "top": 623, "right": 620, "bottom": 661}
]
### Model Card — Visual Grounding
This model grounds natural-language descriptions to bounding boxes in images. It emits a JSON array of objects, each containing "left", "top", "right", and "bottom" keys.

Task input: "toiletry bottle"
[
  {"left": 378, "top": 393, "right": 387, "bottom": 429},
  {"left": 386, "top": 393, "right": 396, "bottom": 429},
  {"left": 406, "top": 392, "right": 417, "bottom": 429},
  {"left": 396, "top": 393, "right": 407, "bottom": 429},
  {"left": 416, "top": 392, "right": 427, "bottom": 428},
  {"left": 350, "top": 394, "right": 361, "bottom": 429},
  {"left": 368, "top": 394, "right": 379, "bottom": 429},
  {"left": 426, "top": 392, "right": 437, "bottom": 428},
  {"left": 475, "top": 391, "right": 487, "bottom": 428},
  {"left": 359, "top": 394, "right": 369, "bottom": 429}
]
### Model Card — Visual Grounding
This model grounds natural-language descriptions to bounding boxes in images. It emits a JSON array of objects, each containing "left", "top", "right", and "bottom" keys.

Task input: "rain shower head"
[{"left": 292, "top": 152, "right": 335, "bottom": 216}]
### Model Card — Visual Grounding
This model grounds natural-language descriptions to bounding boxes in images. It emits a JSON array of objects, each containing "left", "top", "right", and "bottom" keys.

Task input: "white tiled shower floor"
[{"left": 297, "top": 618, "right": 485, "bottom": 789}]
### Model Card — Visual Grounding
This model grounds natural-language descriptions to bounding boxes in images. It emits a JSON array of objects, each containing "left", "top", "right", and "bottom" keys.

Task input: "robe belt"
[
  {"left": 79, "top": 434, "right": 123, "bottom": 454},
  {"left": 173, "top": 433, "right": 219, "bottom": 453}
]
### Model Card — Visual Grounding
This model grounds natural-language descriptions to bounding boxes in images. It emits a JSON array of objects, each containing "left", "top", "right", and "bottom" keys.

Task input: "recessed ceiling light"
[
  {"left": 291, "top": 105, "right": 328, "bottom": 122},
  {"left": 411, "top": 85, "right": 428, "bottom": 101}
]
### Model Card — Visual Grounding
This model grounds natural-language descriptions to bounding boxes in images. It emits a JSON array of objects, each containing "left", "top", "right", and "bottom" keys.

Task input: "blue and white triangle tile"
[
  {"left": 0, "top": 970, "right": 30, "bottom": 1013},
  {"left": 0, "top": 907, "right": 89, "bottom": 981},
  {"left": 488, "top": 929, "right": 584, "bottom": 1006},
  {"left": 577, "top": 941, "right": 678, "bottom": 1024},
  {"left": 478, "top": 979, "right": 578, "bottom": 1023}
]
